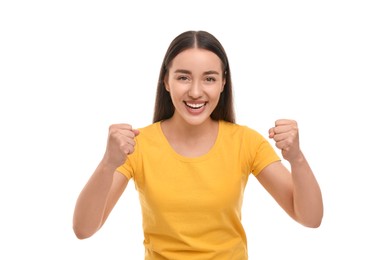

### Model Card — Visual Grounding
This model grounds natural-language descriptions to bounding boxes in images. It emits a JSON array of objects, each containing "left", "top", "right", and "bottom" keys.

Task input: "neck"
[
  {"left": 162, "top": 116, "right": 218, "bottom": 141},
  {"left": 160, "top": 115, "right": 220, "bottom": 158}
]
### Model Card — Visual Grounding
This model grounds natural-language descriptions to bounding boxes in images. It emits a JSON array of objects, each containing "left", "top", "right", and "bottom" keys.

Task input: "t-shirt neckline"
[{"left": 156, "top": 120, "right": 223, "bottom": 163}]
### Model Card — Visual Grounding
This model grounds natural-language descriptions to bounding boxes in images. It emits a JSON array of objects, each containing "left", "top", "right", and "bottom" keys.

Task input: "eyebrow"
[{"left": 173, "top": 69, "right": 220, "bottom": 75}]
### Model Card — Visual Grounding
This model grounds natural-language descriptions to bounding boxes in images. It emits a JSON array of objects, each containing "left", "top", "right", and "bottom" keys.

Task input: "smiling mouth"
[{"left": 184, "top": 102, "right": 206, "bottom": 109}]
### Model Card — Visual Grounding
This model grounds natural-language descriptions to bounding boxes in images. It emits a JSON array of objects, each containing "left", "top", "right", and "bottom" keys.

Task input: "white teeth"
[{"left": 185, "top": 102, "right": 205, "bottom": 109}]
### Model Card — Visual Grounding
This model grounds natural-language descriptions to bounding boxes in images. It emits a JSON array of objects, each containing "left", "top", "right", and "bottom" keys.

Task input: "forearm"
[
  {"left": 73, "top": 161, "right": 116, "bottom": 239},
  {"left": 290, "top": 152, "right": 323, "bottom": 228}
]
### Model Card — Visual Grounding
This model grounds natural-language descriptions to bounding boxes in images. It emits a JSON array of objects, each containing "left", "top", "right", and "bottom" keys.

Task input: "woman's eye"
[
  {"left": 205, "top": 77, "right": 216, "bottom": 82},
  {"left": 178, "top": 76, "right": 189, "bottom": 81}
]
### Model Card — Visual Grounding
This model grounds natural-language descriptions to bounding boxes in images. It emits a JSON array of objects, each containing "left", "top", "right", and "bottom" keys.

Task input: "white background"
[{"left": 1, "top": 0, "right": 389, "bottom": 259}]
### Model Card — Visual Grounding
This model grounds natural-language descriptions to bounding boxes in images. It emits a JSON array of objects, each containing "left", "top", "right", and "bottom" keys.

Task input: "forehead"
[{"left": 170, "top": 48, "right": 223, "bottom": 71}]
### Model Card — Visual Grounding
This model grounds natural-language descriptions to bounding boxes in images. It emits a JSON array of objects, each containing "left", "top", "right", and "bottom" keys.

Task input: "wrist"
[
  {"left": 98, "top": 158, "right": 119, "bottom": 174},
  {"left": 288, "top": 151, "right": 306, "bottom": 166}
]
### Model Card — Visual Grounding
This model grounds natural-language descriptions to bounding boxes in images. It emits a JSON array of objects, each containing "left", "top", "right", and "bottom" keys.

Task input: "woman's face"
[{"left": 164, "top": 48, "right": 225, "bottom": 126}]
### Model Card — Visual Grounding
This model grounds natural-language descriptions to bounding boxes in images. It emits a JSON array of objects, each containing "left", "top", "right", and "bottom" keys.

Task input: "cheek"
[{"left": 211, "top": 89, "right": 222, "bottom": 106}]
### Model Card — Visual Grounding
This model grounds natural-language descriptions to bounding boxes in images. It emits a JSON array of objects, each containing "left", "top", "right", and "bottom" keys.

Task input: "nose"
[{"left": 188, "top": 81, "right": 203, "bottom": 99}]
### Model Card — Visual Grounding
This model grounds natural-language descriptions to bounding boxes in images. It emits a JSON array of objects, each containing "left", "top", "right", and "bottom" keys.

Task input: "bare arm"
[
  {"left": 73, "top": 166, "right": 128, "bottom": 239},
  {"left": 256, "top": 120, "right": 323, "bottom": 228},
  {"left": 72, "top": 124, "right": 139, "bottom": 239}
]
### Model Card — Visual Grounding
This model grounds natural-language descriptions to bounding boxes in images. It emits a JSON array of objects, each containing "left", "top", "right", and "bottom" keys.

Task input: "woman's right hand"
[
  {"left": 102, "top": 124, "right": 140, "bottom": 169},
  {"left": 73, "top": 123, "right": 139, "bottom": 239}
]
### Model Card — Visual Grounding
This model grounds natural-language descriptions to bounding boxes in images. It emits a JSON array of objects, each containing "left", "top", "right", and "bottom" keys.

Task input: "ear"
[
  {"left": 221, "top": 78, "right": 226, "bottom": 93},
  {"left": 221, "top": 70, "right": 227, "bottom": 93},
  {"left": 164, "top": 76, "right": 170, "bottom": 92}
]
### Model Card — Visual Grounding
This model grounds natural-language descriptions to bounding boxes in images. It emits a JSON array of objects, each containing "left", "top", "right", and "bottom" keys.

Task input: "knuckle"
[
  {"left": 127, "top": 147, "right": 135, "bottom": 154},
  {"left": 109, "top": 125, "right": 119, "bottom": 135},
  {"left": 109, "top": 124, "right": 116, "bottom": 131},
  {"left": 119, "top": 143, "right": 128, "bottom": 150}
]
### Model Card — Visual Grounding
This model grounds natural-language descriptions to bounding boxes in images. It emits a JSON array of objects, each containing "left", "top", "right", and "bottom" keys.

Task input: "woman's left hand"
[{"left": 269, "top": 119, "right": 302, "bottom": 162}]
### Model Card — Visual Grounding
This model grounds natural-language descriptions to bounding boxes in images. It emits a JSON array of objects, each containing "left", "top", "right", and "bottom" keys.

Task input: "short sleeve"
[
  {"left": 244, "top": 127, "right": 281, "bottom": 176},
  {"left": 116, "top": 147, "right": 138, "bottom": 180}
]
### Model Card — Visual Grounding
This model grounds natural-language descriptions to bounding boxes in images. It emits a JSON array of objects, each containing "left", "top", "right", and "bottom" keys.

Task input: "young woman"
[{"left": 73, "top": 30, "right": 323, "bottom": 259}]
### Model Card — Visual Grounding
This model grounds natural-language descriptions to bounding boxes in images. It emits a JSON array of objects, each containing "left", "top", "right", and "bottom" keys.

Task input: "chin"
[
  {"left": 179, "top": 113, "right": 213, "bottom": 126},
  {"left": 185, "top": 117, "right": 211, "bottom": 126}
]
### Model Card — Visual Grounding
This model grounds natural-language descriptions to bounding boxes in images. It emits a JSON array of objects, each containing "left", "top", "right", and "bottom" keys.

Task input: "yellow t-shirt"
[{"left": 117, "top": 120, "right": 280, "bottom": 260}]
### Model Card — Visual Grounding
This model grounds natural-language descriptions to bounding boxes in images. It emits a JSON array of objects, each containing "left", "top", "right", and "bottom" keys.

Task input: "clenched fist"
[
  {"left": 268, "top": 119, "right": 301, "bottom": 162},
  {"left": 102, "top": 124, "right": 140, "bottom": 169}
]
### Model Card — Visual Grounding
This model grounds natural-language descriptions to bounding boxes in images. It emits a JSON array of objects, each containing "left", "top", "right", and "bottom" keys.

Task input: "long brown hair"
[{"left": 153, "top": 30, "right": 235, "bottom": 123}]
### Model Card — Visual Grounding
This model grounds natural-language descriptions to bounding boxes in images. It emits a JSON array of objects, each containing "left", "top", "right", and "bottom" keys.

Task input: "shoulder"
[
  {"left": 220, "top": 120, "right": 266, "bottom": 140},
  {"left": 137, "top": 122, "right": 160, "bottom": 134},
  {"left": 135, "top": 121, "right": 164, "bottom": 145}
]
